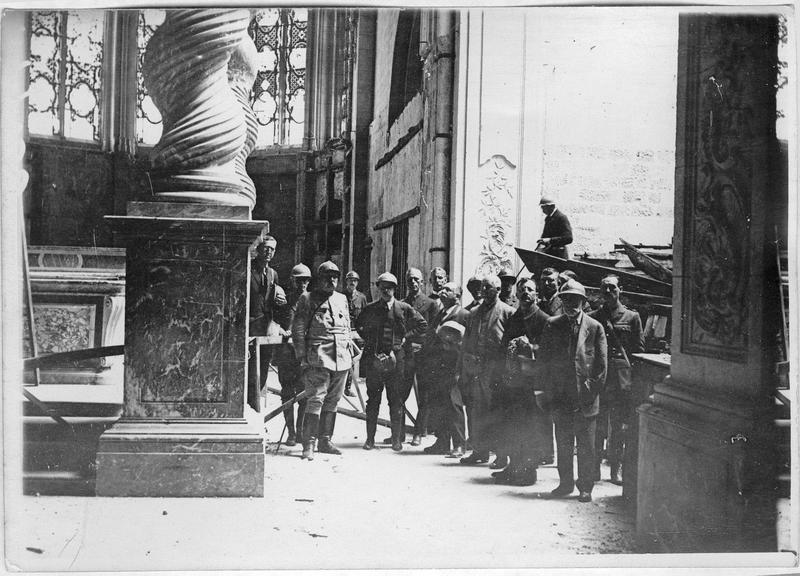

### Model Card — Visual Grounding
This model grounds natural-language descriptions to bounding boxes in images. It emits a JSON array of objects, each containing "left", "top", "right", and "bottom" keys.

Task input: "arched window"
[
  {"left": 27, "top": 10, "right": 105, "bottom": 142},
  {"left": 135, "top": 9, "right": 165, "bottom": 146},
  {"left": 387, "top": 10, "right": 422, "bottom": 129},
  {"left": 248, "top": 8, "right": 308, "bottom": 147}
]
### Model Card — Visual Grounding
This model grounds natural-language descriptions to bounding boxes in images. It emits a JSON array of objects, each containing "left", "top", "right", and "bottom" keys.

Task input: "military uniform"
[
  {"left": 345, "top": 289, "right": 368, "bottom": 324},
  {"left": 589, "top": 304, "right": 643, "bottom": 482},
  {"left": 343, "top": 288, "right": 368, "bottom": 395},
  {"left": 274, "top": 285, "right": 307, "bottom": 443},
  {"left": 291, "top": 287, "right": 353, "bottom": 457}
]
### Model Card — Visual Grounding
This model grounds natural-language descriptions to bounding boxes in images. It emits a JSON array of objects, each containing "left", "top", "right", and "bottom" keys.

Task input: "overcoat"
[{"left": 537, "top": 312, "right": 608, "bottom": 417}]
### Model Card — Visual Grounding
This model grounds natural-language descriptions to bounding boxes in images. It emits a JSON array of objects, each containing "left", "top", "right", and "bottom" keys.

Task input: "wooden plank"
[
  {"left": 24, "top": 345, "right": 124, "bottom": 370},
  {"left": 515, "top": 246, "right": 672, "bottom": 298},
  {"left": 619, "top": 238, "right": 673, "bottom": 283},
  {"left": 373, "top": 206, "right": 421, "bottom": 230}
]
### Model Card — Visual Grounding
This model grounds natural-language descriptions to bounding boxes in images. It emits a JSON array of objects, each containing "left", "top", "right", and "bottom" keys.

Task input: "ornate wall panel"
[
  {"left": 476, "top": 155, "right": 517, "bottom": 276},
  {"left": 679, "top": 15, "right": 778, "bottom": 362}
]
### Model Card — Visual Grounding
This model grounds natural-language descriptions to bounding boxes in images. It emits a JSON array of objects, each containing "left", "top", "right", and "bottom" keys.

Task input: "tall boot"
[
  {"left": 363, "top": 411, "right": 377, "bottom": 450},
  {"left": 302, "top": 412, "right": 319, "bottom": 461},
  {"left": 318, "top": 411, "right": 342, "bottom": 455},
  {"left": 283, "top": 407, "right": 296, "bottom": 446},
  {"left": 390, "top": 409, "right": 403, "bottom": 452},
  {"left": 295, "top": 401, "right": 306, "bottom": 440}
]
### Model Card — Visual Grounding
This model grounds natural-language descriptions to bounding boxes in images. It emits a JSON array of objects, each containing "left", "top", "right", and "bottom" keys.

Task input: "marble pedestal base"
[
  {"left": 96, "top": 420, "right": 264, "bottom": 497},
  {"left": 94, "top": 207, "right": 268, "bottom": 497},
  {"left": 637, "top": 397, "right": 777, "bottom": 553}
]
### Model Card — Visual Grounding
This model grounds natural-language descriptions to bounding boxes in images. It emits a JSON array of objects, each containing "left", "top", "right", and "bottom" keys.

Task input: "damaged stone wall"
[{"left": 543, "top": 145, "right": 674, "bottom": 255}]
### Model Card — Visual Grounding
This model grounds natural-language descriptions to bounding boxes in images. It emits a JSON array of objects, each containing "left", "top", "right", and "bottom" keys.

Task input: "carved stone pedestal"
[{"left": 95, "top": 204, "right": 268, "bottom": 497}]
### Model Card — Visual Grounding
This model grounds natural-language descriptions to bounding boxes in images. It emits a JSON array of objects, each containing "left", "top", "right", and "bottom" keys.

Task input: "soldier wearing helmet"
[
  {"left": 291, "top": 261, "right": 355, "bottom": 461},
  {"left": 536, "top": 279, "right": 607, "bottom": 503},
  {"left": 536, "top": 196, "right": 573, "bottom": 260},
  {"left": 355, "top": 271, "right": 427, "bottom": 451},
  {"left": 498, "top": 267, "right": 518, "bottom": 308},
  {"left": 341, "top": 270, "right": 368, "bottom": 398},
  {"left": 272, "top": 263, "right": 312, "bottom": 446}
]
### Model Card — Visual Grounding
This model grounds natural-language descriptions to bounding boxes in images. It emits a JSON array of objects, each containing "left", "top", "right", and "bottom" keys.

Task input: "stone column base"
[
  {"left": 96, "top": 420, "right": 264, "bottom": 497},
  {"left": 637, "top": 402, "right": 777, "bottom": 553}
]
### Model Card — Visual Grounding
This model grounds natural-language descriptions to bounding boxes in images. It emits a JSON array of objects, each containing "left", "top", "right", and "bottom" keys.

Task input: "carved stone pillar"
[
  {"left": 451, "top": 11, "right": 526, "bottom": 300},
  {"left": 142, "top": 10, "right": 259, "bottom": 207},
  {"left": 637, "top": 14, "right": 781, "bottom": 552},
  {"left": 95, "top": 9, "right": 267, "bottom": 497}
]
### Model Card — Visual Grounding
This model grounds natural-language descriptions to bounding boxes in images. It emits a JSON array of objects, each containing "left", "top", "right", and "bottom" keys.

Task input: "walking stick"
[{"left": 263, "top": 389, "right": 312, "bottom": 423}]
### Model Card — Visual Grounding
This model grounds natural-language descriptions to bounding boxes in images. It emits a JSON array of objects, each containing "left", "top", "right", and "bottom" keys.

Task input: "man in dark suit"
[
  {"left": 459, "top": 274, "right": 515, "bottom": 464},
  {"left": 493, "top": 277, "right": 551, "bottom": 485},
  {"left": 537, "top": 279, "right": 607, "bottom": 502},
  {"left": 403, "top": 267, "right": 440, "bottom": 446},
  {"left": 419, "top": 281, "right": 470, "bottom": 455},
  {"left": 247, "top": 235, "right": 287, "bottom": 411},
  {"left": 355, "top": 272, "right": 427, "bottom": 451},
  {"left": 538, "top": 267, "right": 563, "bottom": 317},
  {"left": 537, "top": 197, "right": 573, "bottom": 260},
  {"left": 465, "top": 275, "right": 483, "bottom": 311},
  {"left": 428, "top": 267, "right": 448, "bottom": 311}
]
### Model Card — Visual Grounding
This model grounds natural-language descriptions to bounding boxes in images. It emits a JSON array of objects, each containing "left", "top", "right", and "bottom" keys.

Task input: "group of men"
[{"left": 248, "top": 229, "right": 644, "bottom": 503}]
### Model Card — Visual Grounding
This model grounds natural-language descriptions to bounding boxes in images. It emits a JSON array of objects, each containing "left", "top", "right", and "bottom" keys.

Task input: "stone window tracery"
[
  {"left": 135, "top": 9, "right": 165, "bottom": 146},
  {"left": 248, "top": 8, "right": 307, "bottom": 148},
  {"left": 27, "top": 10, "right": 105, "bottom": 142}
]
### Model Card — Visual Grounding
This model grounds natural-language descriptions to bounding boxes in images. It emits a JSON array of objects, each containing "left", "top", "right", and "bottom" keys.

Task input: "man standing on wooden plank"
[{"left": 536, "top": 197, "right": 574, "bottom": 260}]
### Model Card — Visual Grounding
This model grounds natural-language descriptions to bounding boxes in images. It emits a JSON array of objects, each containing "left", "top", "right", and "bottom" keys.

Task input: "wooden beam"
[{"left": 373, "top": 206, "right": 421, "bottom": 231}]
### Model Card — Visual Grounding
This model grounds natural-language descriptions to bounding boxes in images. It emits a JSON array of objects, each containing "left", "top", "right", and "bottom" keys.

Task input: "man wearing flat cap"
[
  {"left": 355, "top": 272, "right": 428, "bottom": 451},
  {"left": 537, "top": 197, "right": 574, "bottom": 260},
  {"left": 291, "top": 261, "right": 354, "bottom": 461},
  {"left": 536, "top": 279, "right": 607, "bottom": 503}
]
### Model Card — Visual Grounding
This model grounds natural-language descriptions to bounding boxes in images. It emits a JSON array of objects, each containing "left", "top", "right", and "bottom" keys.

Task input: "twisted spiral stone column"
[{"left": 143, "top": 10, "right": 259, "bottom": 208}]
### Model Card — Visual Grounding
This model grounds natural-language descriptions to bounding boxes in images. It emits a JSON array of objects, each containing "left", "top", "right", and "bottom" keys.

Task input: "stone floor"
[{"left": 7, "top": 374, "right": 792, "bottom": 574}]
